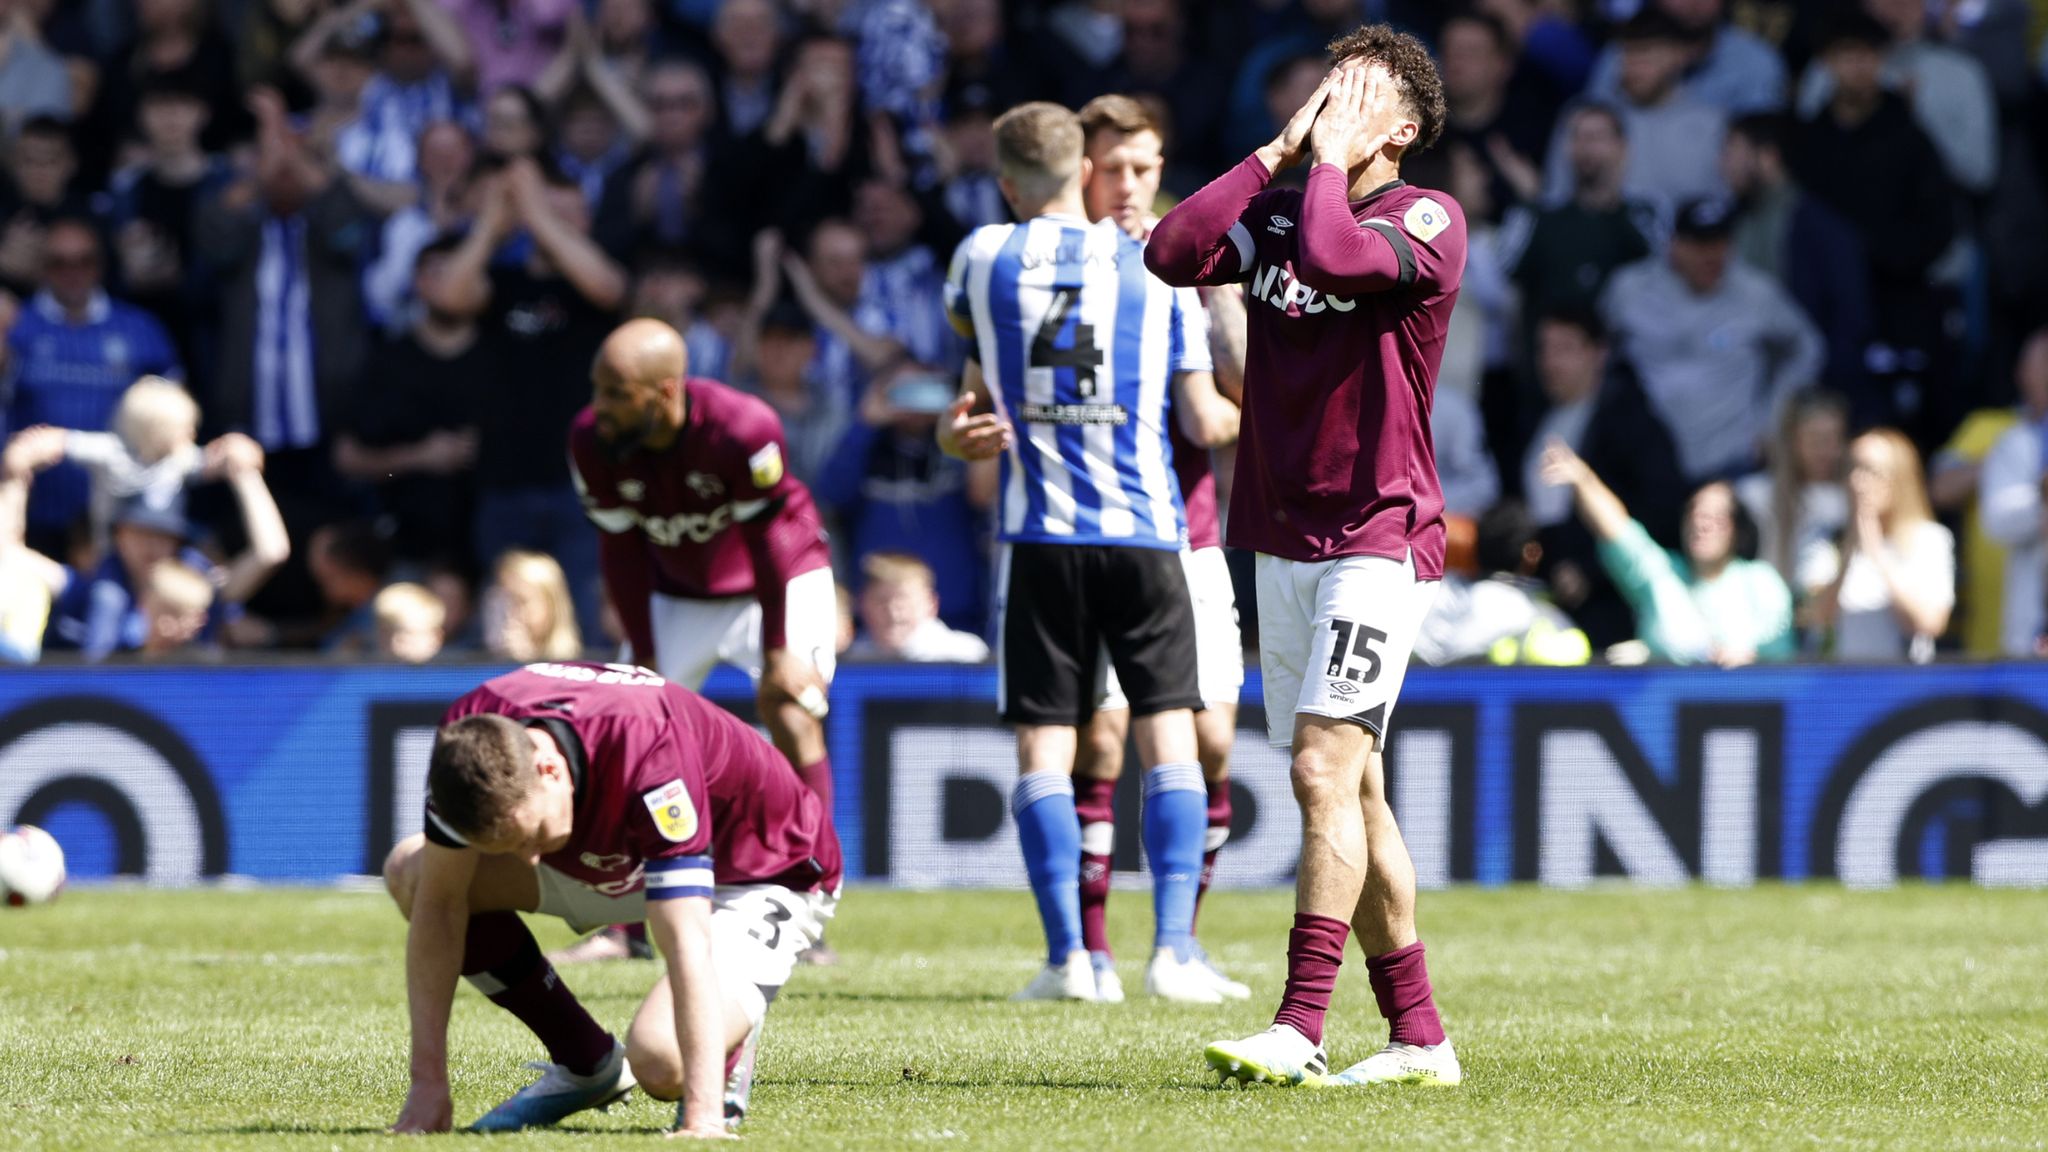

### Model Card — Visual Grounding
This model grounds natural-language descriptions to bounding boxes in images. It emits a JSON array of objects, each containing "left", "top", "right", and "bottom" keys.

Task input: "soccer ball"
[{"left": 0, "top": 825, "right": 66, "bottom": 906}]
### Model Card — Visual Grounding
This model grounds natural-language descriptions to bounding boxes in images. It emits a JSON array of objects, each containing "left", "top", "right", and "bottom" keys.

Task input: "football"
[{"left": 0, "top": 825, "right": 66, "bottom": 906}]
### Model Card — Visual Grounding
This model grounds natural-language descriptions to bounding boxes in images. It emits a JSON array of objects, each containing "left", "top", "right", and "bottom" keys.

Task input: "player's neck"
[
  {"left": 1348, "top": 156, "right": 1404, "bottom": 200},
  {"left": 1023, "top": 193, "right": 1090, "bottom": 222},
  {"left": 644, "top": 393, "right": 688, "bottom": 452}
]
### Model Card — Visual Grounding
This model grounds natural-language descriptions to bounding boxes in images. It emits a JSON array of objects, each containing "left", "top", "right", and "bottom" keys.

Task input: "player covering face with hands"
[
  {"left": 383, "top": 662, "right": 839, "bottom": 1137},
  {"left": 1148, "top": 25, "right": 1465, "bottom": 1087}
]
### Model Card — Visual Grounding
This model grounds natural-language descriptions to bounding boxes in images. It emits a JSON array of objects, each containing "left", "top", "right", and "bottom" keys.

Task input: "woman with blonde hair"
[
  {"left": 1737, "top": 389, "right": 1849, "bottom": 596},
  {"left": 1810, "top": 429, "right": 1955, "bottom": 662},
  {"left": 484, "top": 551, "right": 584, "bottom": 661}
]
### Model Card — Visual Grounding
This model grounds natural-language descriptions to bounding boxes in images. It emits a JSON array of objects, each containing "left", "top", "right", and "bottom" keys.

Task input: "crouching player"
[{"left": 384, "top": 661, "right": 839, "bottom": 1135}]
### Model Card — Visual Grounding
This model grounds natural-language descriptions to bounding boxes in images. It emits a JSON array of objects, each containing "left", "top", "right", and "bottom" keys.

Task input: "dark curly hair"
[{"left": 1325, "top": 24, "right": 1448, "bottom": 154}]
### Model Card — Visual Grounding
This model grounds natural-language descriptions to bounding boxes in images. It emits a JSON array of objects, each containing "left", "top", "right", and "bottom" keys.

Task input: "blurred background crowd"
[{"left": 1, "top": 0, "right": 2047, "bottom": 668}]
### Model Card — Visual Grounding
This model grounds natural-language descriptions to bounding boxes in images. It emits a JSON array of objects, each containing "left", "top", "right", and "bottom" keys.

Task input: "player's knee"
[
  {"left": 627, "top": 1043, "right": 685, "bottom": 1103},
  {"left": 1289, "top": 750, "right": 1352, "bottom": 808},
  {"left": 383, "top": 834, "right": 424, "bottom": 919}
]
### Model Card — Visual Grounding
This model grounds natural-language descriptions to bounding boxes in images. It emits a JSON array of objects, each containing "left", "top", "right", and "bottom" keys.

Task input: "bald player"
[{"left": 564, "top": 319, "right": 838, "bottom": 960}]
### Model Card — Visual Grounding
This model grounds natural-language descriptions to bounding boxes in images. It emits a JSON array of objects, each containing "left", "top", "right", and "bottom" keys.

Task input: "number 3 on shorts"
[{"left": 1325, "top": 620, "right": 1386, "bottom": 684}]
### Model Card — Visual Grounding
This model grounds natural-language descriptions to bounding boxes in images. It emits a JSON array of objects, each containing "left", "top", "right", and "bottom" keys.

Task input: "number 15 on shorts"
[{"left": 1326, "top": 619, "right": 1386, "bottom": 684}]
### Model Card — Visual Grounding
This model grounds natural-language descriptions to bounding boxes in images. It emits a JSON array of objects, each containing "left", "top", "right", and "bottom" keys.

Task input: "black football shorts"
[{"left": 996, "top": 542, "right": 1202, "bottom": 726}]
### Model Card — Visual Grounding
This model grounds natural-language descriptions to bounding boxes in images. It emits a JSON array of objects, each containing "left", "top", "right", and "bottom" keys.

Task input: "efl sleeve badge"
[
  {"left": 1403, "top": 197, "right": 1450, "bottom": 244},
  {"left": 641, "top": 780, "right": 699, "bottom": 842},
  {"left": 748, "top": 442, "right": 785, "bottom": 489}
]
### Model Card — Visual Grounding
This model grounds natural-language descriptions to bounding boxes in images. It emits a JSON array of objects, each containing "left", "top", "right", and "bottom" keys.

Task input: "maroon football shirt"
[
  {"left": 426, "top": 663, "right": 841, "bottom": 897},
  {"left": 569, "top": 377, "right": 831, "bottom": 661},
  {"left": 1147, "top": 157, "right": 1466, "bottom": 580}
]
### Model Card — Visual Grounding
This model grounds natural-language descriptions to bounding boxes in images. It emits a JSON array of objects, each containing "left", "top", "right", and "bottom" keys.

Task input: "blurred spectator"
[
  {"left": 1735, "top": 389, "right": 1849, "bottom": 602},
  {"left": 83, "top": 0, "right": 252, "bottom": 184},
  {"left": 931, "top": 77, "right": 1006, "bottom": 232},
  {"left": 1976, "top": 328, "right": 2048, "bottom": 654},
  {"left": 1582, "top": 0, "right": 1787, "bottom": 115},
  {"left": 1539, "top": 438, "right": 1794, "bottom": 666},
  {"left": 1789, "top": 10, "right": 1955, "bottom": 431},
  {"left": 710, "top": 0, "right": 783, "bottom": 140},
  {"left": 307, "top": 517, "right": 391, "bottom": 653},
  {"left": 423, "top": 558, "right": 478, "bottom": 650},
  {"left": 0, "top": 0, "right": 73, "bottom": 135},
  {"left": 103, "top": 74, "right": 234, "bottom": 366},
  {"left": 1259, "top": 54, "right": 1326, "bottom": 189},
  {"left": 1542, "top": 10, "right": 1728, "bottom": 219},
  {"left": 1113, "top": 0, "right": 1225, "bottom": 185},
  {"left": 480, "top": 84, "right": 547, "bottom": 163},
  {"left": 758, "top": 221, "right": 904, "bottom": 403},
  {"left": 1600, "top": 197, "right": 1823, "bottom": 483},
  {"left": 1434, "top": 378, "right": 1498, "bottom": 520},
  {"left": 0, "top": 117, "right": 89, "bottom": 293},
  {"left": 848, "top": 178, "right": 960, "bottom": 372},
  {"left": 1523, "top": 307, "right": 1686, "bottom": 649},
  {"left": 629, "top": 248, "right": 730, "bottom": 385},
  {"left": 590, "top": 0, "right": 663, "bottom": 92},
  {"left": 333, "top": 236, "right": 485, "bottom": 569},
  {"left": 9, "top": 377, "right": 201, "bottom": 554},
  {"left": 483, "top": 548, "right": 583, "bottom": 661},
  {"left": 1415, "top": 500, "right": 1591, "bottom": 667},
  {"left": 848, "top": 551, "right": 989, "bottom": 661},
  {"left": 132, "top": 556, "right": 214, "bottom": 659},
  {"left": 596, "top": 60, "right": 722, "bottom": 258},
  {"left": 936, "top": 0, "right": 1046, "bottom": 117},
  {"left": 422, "top": 157, "right": 622, "bottom": 639},
  {"left": 1807, "top": 429, "right": 1954, "bottom": 662},
  {"left": 1438, "top": 8, "right": 1549, "bottom": 216},
  {"left": 732, "top": 299, "right": 844, "bottom": 486},
  {"left": 1797, "top": 0, "right": 1998, "bottom": 196},
  {"left": 837, "top": 0, "right": 946, "bottom": 123},
  {"left": 1432, "top": 143, "right": 1513, "bottom": 418},
  {"left": 538, "top": 10, "right": 650, "bottom": 206},
  {"left": 1482, "top": 0, "right": 1599, "bottom": 108},
  {"left": 1, "top": 216, "right": 182, "bottom": 550},
  {"left": 34, "top": 433, "right": 289, "bottom": 660},
  {"left": 816, "top": 362, "right": 995, "bottom": 634},
  {"left": 1720, "top": 113, "right": 1870, "bottom": 394},
  {"left": 1222, "top": 0, "right": 1359, "bottom": 160},
  {"left": 293, "top": 22, "right": 417, "bottom": 215},
  {"left": 446, "top": 0, "right": 575, "bottom": 96},
  {"left": 757, "top": 36, "right": 871, "bottom": 235},
  {"left": 372, "top": 580, "right": 445, "bottom": 663},
  {"left": 362, "top": 119, "right": 476, "bottom": 330},
  {"left": 0, "top": 429, "right": 62, "bottom": 662},
  {"left": 287, "top": 0, "right": 480, "bottom": 196}
]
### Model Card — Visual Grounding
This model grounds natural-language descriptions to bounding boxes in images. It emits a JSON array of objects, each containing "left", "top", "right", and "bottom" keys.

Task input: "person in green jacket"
[{"left": 1539, "top": 439, "right": 1794, "bottom": 666}]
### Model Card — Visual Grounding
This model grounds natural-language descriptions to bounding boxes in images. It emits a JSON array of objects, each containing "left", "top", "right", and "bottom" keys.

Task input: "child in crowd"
[
  {"left": 483, "top": 550, "right": 583, "bottom": 661},
  {"left": 849, "top": 551, "right": 988, "bottom": 662},
  {"left": 373, "top": 582, "right": 447, "bottom": 664}
]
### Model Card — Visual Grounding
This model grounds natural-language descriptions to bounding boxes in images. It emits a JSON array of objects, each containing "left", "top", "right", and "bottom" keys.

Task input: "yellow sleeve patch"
[
  {"left": 748, "top": 443, "right": 784, "bottom": 489},
  {"left": 1403, "top": 197, "right": 1450, "bottom": 244}
]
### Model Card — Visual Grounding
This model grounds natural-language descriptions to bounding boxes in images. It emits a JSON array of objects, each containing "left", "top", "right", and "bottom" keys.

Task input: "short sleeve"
[
  {"left": 568, "top": 416, "right": 636, "bottom": 534},
  {"left": 1168, "top": 287, "right": 1213, "bottom": 374},
  {"left": 728, "top": 399, "right": 798, "bottom": 525},
  {"left": 62, "top": 431, "right": 121, "bottom": 469},
  {"left": 943, "top": 232, "right": 977, "bottom": 338}
]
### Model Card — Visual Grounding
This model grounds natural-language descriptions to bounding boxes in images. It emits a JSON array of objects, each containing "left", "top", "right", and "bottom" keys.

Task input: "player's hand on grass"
[
  {"left": 1258, "top": 68, "right": 1337, "bottom": 173},
  {"left": 940, "top": 395, "right": 1011, "bottom": 461},
  {"left": 389, "top": 1081, "right": 454, "bottom": 1134}
]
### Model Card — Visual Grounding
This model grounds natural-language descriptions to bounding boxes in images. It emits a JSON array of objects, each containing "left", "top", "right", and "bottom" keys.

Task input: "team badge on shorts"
[
  {"left": 749, "top": 443, "right": 784, "bottom": 488},
  {"left": 642, "top": 780, "right": 699, "bottom": 842}
]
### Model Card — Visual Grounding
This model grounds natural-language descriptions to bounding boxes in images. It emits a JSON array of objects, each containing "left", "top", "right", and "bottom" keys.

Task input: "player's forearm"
[
  {"left": 1145, "top": 156, "right": 1268, "bottom": 286},
  {"left": 650, "top": 902, "right": 725, "bottom": 1132},
  {"left": 404, "top": 896, "right": 467, "bottom": 1085},
  {"left": 1201, "top": 286, "right": 1247, "bottom": 403},
  {"left": 403, "top": 0, "right": 474, "bottom": 80},
  {"left": 1297, "top": 164, "right": 1405, "bottom": 293},
  {"left": 526, "top": 212, "right": 626, "bottom": 311}
]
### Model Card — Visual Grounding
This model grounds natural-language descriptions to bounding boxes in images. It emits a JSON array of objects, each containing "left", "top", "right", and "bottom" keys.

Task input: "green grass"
[{"left": 3, "top": 885, "right": 2045, "bottom": 1150}]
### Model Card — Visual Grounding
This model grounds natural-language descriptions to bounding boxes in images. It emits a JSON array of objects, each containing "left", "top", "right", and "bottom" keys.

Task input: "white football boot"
[
  {"left": 1188, "top": 943, "right": 1251, "bottom": 1001},
  {"left": 1204, "top": 1024, "right": 1328, "bottom": 1086},
  {"left": 1012, "top": 950, "right": 1098, "bottom": 1002},
  {"left": 1145, "top": 947, "right": 1224, "bottom": 1004},
  {"left": 1090, "top": 951, "right": 1126, "bottom": 1003},
  {"left": 1322, "top": 1039, "right": 1462, "bottom": 1087},
  {"left": 470, "top": 1039, "right": 636, "bottom": 1132}
]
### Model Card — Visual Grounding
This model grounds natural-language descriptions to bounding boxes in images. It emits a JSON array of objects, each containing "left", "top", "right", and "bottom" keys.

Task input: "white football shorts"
[
  {"left": 1255, "top": 551, "right": 1438, "bottom": 749},
  {"left": 647, "top": 566, "right": 838, "bottom": 690}
]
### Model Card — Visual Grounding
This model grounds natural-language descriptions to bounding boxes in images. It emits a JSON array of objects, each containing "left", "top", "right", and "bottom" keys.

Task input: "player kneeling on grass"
[{"left": 384, "top": 661, "right": 840, "bottom": 1136}]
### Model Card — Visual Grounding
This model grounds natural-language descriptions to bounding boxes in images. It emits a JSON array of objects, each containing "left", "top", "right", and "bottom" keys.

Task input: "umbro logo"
[
  {"left": 1267, "top": 215, "right": 1294, "bottom": 235},
  {"left": 685, "top": 471, "right": 725, "bottom": 499},
  {"left": 1328, "top": 680, "right": 1360, "bottom": 696}
]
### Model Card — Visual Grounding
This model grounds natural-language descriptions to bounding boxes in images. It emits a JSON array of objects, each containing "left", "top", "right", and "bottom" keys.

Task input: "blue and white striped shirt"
[{"left": 944, "top": 215, "right": 1209, "bottom": 550}]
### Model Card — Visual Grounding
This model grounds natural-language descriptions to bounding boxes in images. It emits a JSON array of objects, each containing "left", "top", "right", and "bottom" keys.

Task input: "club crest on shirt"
[
  {"left": 1403, "top": 197, "right": 1450, "bottom": 243},
  {"left": 748, "top": 443, "right": 784, "bottom": 489},
  {"left": 642, "top": 779, "right": 698, "bottom": 842},
  {"left": 685, "top": 471, "right": 724, "bottom": 499},
  {"left": 618, "top": 479, "right": 645, "bottom": 502}
]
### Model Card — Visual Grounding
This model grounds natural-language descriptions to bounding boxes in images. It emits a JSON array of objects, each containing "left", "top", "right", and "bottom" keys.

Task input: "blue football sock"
[
  {"left": 1012, "top": 772, "right": 1083, "bottom": 966},
  {"left": 1142, "top": 762, "right": 1207, "bottom": 957}
]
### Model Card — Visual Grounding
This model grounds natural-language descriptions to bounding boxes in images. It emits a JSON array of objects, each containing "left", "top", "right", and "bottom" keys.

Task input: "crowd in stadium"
[{"left": 0, "top": 0, "right": 2046, "bottom": 667}]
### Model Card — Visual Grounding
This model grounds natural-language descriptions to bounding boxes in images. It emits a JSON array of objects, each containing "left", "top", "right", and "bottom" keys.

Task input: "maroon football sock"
[
  {"left": 1271, "top": 913, "right": 1350, "bottom": 1046},
  {"left": 462, "top": 912, "right": 614, "bottom": 1076},
  {"left": 797, "top": 753, "right": 835, "bottom": 818},
  {"left": 1366, "top": 940, "right": 1447, "bottom": 1047},
  {"left": 1193, "top": 778, "right": 1232, "bottom": 930},
  {"left": 619, "top": 922, "right": 647, "bottom": 944},
  {"left": 1075, "top": 774, "right": 1117, "bottom": 956}
]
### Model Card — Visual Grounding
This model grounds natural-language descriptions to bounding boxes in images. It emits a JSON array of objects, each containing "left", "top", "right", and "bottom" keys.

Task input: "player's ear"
[{"left": 1388, "top": 118, "right": 1419, "bottom": 150}]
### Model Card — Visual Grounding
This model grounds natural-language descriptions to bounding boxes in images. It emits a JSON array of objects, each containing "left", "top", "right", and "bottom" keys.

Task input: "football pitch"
[{"left": 3, "top": 886, "right": 2044, "bottom": 1151}]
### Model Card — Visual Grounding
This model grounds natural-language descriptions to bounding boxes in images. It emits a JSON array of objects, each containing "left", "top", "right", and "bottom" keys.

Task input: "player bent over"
[
  {"left": 940, "top": 103, "right": 1215, "bottom": 1003},
  {"left": 561, "top": 318, "right": 840, "bottom": 964},
  {"left": 384, "top": 661, "right": 839, "bottom": 1134},
  {"left": 1068, "top": 93, "right": 1251, "bottom": 1004},
  {"left": 1149, "top": 28, "right": 1465, "bottom": 1086}
]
